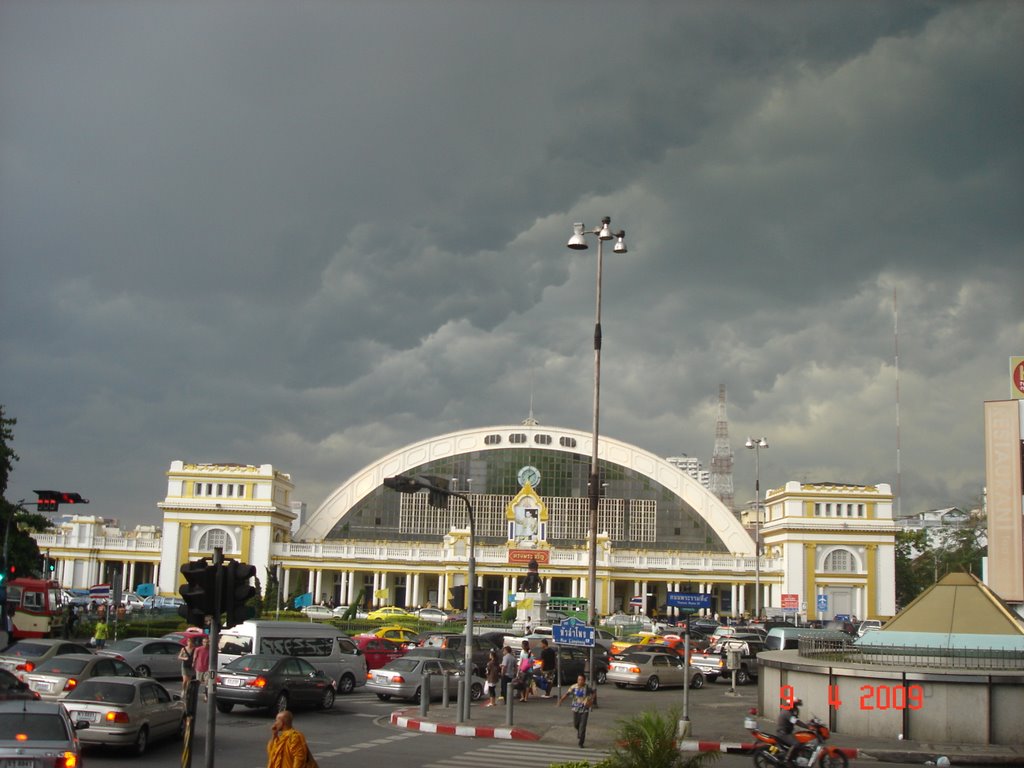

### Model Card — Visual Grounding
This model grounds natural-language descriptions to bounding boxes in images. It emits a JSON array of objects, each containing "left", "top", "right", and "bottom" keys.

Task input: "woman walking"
[{"left": 178, "top": 636, "right": 196, "bottom": 691}]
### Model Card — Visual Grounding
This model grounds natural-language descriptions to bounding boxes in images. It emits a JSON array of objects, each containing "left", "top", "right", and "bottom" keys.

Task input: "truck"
[
  {"left": 688, "top": 635, "right": 763, "bottom": 685},
  {"left": 5, "top": 578, "right": 67, "bottom": 640}
]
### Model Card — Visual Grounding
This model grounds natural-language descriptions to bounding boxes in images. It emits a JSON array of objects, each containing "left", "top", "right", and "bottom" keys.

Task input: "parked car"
[
  {"left": 25, "top": 653, "right": 136, "bottom": 700},
  {"left": 63, "top": 676, "right": 184, "bottom": 754},
  {"left": 366, "top": 606, "right": 414, "bottom": 622},
  {"left": 689, "top": 637, "right": 764, "bottom": 685},
  {"left": 610, "top": 644, "right": 684, "bottom": 661},
  {"left": 301, "top": 605, "right": 335, "bottom": 621},
  {"left": 607, "top": 651, "right": 704, "bottom": 691},
  {"left": 142, "top": 596, "right": 184, "bottom": 613},
  {"left": 215, "top": 654, "right": 336, "bottom": 714},
  {"left": 365, "top": 657, "right": 483, "bottom": 703},
  {"left": 400, "top": 647, "right": 464, "bottom": 667},
  {"left": 0, "top": 669, "right": 38, "bottom": 701},
  {"left": 119, "top": 592, "right": 146, "bottom": 614},
  {"left": 353, "top": 635, "right": 406, "bottom": 670},
  {"left": 609, "top": 632, "right": 661, "bottom": 656},
  {"left": 857, "top": 619, "right": 883, "bottom": 637},
  {"left": 0, "top": 700, "right": 85, "bottom": 765},
  {"left": 0, "top": 639, "right": 94, "bottom": 678},
  {"left": 161, "top": 628, "right": 206, "bottom": 646},
  {"left": 98, "top": 638, "right": 184, "bottom": 679},
  {"left": 415, "top": 608, "right": 450, "bottom": 624}
]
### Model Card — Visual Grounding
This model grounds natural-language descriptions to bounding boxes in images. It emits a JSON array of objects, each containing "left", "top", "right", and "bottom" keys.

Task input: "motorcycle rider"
[{"left": 776, "top": 698, "right": 807, "bottom": 765}]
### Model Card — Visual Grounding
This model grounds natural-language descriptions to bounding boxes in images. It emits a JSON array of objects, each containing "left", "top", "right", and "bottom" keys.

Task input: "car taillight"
[
  {"left": 628, "top": 666, "right": 641, "bottom": 674},
  {"left": 16, "top": 662, "right": 34, "bottom": 673},
  {"left": 105, "top": 711, "right": 130, "bottom": 723},
  {"left": 64, "top": 678, "right": 78, "bottom": 691},
  {"left": 57, "top": 752, "right": 78, "bottom": 768},
  {"left": 247, "top": 677, "right": 267, "bottom": 689},
  {"left": 112, "top": 654, "right": 126, "bottom": 662},
  {"left": 392, "top": 675, "right": 405, "bottom": 684}
]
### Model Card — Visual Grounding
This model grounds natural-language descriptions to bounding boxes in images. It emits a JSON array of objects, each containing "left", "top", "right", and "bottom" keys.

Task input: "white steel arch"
[{"left": 298, "top": 424, "right": 754, "bottom": 554}]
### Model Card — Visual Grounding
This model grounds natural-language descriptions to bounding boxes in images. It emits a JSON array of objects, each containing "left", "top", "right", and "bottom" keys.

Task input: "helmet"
[{"left": 788, "top": 698, "right": 803, "bottom": 712}]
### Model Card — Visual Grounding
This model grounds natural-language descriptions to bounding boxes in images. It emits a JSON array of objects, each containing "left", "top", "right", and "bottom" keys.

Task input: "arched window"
[
  {"left": 197, "top": 527, "right": 236, "bottom": 553},
  {"left": 823, "top": 548, "right": 856, "bottom": 573}
]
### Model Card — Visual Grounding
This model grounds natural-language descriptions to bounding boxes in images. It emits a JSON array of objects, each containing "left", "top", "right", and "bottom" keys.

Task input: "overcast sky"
[{"left": 2, "top": 1, "right": 1021, "bottom": 529}]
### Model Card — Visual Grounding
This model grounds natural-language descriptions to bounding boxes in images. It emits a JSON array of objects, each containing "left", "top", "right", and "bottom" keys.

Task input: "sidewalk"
[{"left": 386, "top": 683, "right": 1024, "bottom": 764}]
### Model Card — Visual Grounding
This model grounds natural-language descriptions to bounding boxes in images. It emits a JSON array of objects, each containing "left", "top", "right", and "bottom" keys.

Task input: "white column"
[
  {"left": 306, "top": 569, "right": 315, "bottom": 596},
  {"left": 283, "top": 568, "right": 292, "bottom": 603},
  {"left": 502, "top": 576, "right": 510, "bottom": 608},
  {"left": 544, "top": 577, "right": 552, "bottom": 594}
]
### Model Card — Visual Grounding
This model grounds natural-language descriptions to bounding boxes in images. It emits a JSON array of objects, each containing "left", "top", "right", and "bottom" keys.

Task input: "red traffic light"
[{"left": 33, "top": 490, "right": 89, "bottom": 512}]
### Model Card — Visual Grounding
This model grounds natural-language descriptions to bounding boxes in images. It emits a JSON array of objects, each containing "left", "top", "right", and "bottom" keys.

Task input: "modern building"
[{"left": 33, "top": 423, "right": 897, "bottom": 622}]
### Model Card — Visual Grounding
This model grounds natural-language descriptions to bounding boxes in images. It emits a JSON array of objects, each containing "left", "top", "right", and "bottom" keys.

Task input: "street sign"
[
  {"left": 552, "top": 616, "right": 595, "bottom": 647},
  {"left": 666, "top": 592, "right": 712, "bottom": 611},
  {"left": 817, "top": 594, "right": 829, "bottom": 612},
  {"left": 781, "top": 593, "right": 799, "bottom": 612}
]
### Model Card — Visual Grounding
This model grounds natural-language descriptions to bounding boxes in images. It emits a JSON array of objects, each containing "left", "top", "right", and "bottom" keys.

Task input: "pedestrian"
[
  {"left": 92, "top": 618, "right": 109, "bottom": 649},
  {"left": 266, "top": 710, "right": 315, "bottom": 768},
  {"left": 179, "top": 636, "right": 196, "bottom": 690},
  {"left": 538, "top": 639, "right": 557, "bottom": 698},
  {"left": 557, "top": 674, "right": 595, "bottom": 748},
  {"left": 193, "top": 636, "right": 211, "bottom": 701},
  {"left": 499, "top": 645, "right": 516, "bottom": 701},
  {"left": 484, "top": 649, "right": 500, "bottom": 707},
  {"left": 524, "top": 616, "right": 533, "bottom": 634},
  {"left": 516, "top": 640, "right": 534, "bottom": 702}
]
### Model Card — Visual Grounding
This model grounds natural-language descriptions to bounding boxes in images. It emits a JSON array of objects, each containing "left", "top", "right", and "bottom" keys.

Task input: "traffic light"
[
  {"left": 448, "top": 584, "right": 466, "bottom": 610},
  {"left": 33, "top": 490, "right": 89, "bottom": 513},
  {"left": 178, "top": 559, "right": 216, "bottom": 625},
  {"left": 472, "top": 586, "right": 485, "bottom": 613},
  {"left": 223, "top": 560, "right": 257, "bottom": 628},
  {"left": 35, "top": 491, "right": 59, "bottom": 513}
]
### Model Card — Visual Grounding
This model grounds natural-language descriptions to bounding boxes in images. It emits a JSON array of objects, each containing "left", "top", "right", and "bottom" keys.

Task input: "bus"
[
  {"left": 5, "top": 578, "right": 66, "bottom": 640},
  {"left": 547, "top": 596, "right": 589, "bottom": 621}
]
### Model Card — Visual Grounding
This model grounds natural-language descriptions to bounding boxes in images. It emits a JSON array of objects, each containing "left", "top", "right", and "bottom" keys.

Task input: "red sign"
[
  {"left": 1012, "top": 357, "right": 1024, "bottom": 399},
  {"left": 781, "top": 593, "right": 799, "bottom": 610},
  {"left": 508, "top": 549, "right": 549, "bottom": 565}
]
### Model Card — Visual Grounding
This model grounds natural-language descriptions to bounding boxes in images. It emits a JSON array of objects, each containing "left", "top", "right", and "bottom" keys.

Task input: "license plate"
[
  {"left": 374, "top": 675, "right": 388, "bottom": 684},
  {"left": 71, "top": 710, "right": 100, "bottom": 723},
  {"left": 223, "top": 677, "right": 242, "bottom": 687},
  {"left": 1, "top": 760, "right": 35, "bottom": 768},
  {"left": 34, "top": 681, "right": 53, "bottom": 692}
]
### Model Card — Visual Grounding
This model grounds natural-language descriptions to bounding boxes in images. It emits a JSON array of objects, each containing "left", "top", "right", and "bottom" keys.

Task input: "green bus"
[{"left": 547, "top": 596, "right": 589, "bottom": 621}]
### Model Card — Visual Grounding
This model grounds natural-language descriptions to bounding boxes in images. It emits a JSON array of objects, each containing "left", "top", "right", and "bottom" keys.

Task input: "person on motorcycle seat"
[{"left": 776, "top": 698, "right": 807, "bottom": 764}]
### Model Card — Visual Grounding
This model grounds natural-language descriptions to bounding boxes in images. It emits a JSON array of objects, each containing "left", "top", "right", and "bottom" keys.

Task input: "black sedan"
[{"left": 214, "top": 655, "right": 335, "bottom": 714}]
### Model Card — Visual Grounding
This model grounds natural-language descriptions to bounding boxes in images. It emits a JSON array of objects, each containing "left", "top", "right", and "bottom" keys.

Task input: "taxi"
[
  {"left": 609, "top": 632, "right": 661, "bottom": 656},
  {"left": 370, "top": 626, "right": 419, "bottom": 646}
]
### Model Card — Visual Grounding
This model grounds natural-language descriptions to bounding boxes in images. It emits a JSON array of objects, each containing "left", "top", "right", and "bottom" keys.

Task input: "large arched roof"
[{"left": 298, "top": 424, "right": 753, "bottom": 554}]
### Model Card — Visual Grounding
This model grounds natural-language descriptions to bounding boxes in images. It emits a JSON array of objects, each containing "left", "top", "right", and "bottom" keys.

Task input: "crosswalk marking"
[
  {"left": 420, "top": 741, "right": 606, "bottom": 768},
  {"left": 312, "top": 731, "right": 421, "bottom": 757}
]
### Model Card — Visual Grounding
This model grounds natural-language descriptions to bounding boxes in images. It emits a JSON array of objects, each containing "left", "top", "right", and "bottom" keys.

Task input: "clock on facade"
[{"left": 517, "top": 465, "right": 541, "bottom": 488}]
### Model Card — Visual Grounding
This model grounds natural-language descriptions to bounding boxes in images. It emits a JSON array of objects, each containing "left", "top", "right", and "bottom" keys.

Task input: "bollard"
[
  {"left": 441, "top": 670, "right": 450, "bottom": 708},
  {"left": 420, "top": 671, "right": 430, "bottom": 717},
  {"left": 505, "top": 683, "right": 514, "bottom": 726}
]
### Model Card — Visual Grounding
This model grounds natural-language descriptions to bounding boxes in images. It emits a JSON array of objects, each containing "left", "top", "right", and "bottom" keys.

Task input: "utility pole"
[{"left": 205, "top": 547, "right": 223, "bottom": 768}]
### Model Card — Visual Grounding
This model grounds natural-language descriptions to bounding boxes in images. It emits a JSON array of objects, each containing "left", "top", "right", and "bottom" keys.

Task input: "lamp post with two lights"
[{"left": 744, "top": 437, "right": 768, "bottom": 619}]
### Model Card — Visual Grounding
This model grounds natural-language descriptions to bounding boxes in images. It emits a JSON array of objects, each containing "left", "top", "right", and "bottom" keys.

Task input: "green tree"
[
  {"left": 0, "top": 406, "right": 48, "bottom": 577},
  {"left": 894, "top": 529, "right": 930, "bottom": 608}
]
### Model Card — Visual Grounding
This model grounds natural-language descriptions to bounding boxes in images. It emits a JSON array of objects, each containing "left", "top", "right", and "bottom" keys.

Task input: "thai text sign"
[
  {"left": 552, "top": 617, "right": 595, "bottom": 647},
  {"left": 666, "top": 592, "right": 712, "bottom": 610}
]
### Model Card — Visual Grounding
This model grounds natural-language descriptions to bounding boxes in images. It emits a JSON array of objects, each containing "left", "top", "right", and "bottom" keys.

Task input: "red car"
[{"left": 354, "top": 635, "right": 406, "bottom": 670}]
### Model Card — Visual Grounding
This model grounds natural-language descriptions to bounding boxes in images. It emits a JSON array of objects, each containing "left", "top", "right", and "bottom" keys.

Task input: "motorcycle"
[{"left": 747, "top": 715, "right": 849, "bottom": 768}]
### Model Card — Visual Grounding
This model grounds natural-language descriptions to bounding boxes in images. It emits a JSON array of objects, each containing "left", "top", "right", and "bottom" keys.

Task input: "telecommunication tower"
[{"left": 709, "top": 384, "right": 735, "bottom": 510}]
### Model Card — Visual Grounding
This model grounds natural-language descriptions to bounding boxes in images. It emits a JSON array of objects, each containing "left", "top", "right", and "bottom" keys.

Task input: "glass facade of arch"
[{"left": 325, "top": 447, "right": 729, "bottom": 552}]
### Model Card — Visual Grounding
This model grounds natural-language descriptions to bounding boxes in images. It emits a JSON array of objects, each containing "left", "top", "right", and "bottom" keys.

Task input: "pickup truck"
[{"left": 688, "top": 636, "right": 763, "bottom": 685}]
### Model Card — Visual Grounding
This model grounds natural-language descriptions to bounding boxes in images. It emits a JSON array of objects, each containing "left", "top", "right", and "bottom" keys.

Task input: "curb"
[
  {"left": 390, "top": 709, "right": 541, "bottom": 741},
  {"left": 677, "top": 741, "right": 861, "bottom": 759}
]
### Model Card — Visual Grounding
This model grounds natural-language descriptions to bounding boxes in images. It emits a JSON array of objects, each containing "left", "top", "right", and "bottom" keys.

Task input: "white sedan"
[{"left": 416, "top": 608, "right": 450, "bottom": 624}]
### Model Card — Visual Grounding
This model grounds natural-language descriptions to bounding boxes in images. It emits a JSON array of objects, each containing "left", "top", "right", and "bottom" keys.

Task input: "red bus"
[{"left": 6, "top": 578, "right": 66, "bottom": 640}]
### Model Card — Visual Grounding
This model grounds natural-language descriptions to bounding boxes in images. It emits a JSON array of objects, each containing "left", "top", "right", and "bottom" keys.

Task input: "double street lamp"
[
  {"left": 744, "top": 437, "right": 769, "bottom": 619},
  {"left": 383, "top": 475, "right": 475, "bottom": 723},
  {"left": 567, "top": 216, "right": 626, "bottom": 688}
]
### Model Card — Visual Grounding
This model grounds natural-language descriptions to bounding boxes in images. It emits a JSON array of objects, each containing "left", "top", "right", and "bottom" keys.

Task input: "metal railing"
[{"left": 798, "top": 636, "right": 1024, "bottom": 670}]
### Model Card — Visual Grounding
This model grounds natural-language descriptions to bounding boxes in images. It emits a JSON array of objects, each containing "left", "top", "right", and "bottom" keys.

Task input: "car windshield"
[
  {"left": 105, "top": 640, "right": 143, "bottom": 652},
  {"left": 36, "top": 658, "right": 88, "bottom": 675},
  {"left": 382, "top": 658, "right": 420, "bottom": 672},
  {"left": 0, "top": 712, "right": 69, "bottom": 742},
  {"left": 224, "top": 655, "right": 277, "bottom": 673},
  {"left": 2, "top": 642, "right": 49, "bottom": 658},
  {"left": 65, "top": 680, "right": 136, "bottom": 704}
]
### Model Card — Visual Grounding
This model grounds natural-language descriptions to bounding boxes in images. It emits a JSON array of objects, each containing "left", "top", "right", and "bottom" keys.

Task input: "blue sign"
[
  {"left": 817, "top": 594, "right": 829, "bottom": 612},
  {"left": 666, "top": 592, "right": 712, "bottom": 611},
  {"left": 552, "top": 617, "right": 595, "bottom": 647}
]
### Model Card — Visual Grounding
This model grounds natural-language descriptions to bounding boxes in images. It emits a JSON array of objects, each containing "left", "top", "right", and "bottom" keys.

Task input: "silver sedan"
[
  {"left": 25, "top": 654, "right": 135, "bottom": 700},
  {"left": 62, "top": 676, "right": 184, "bottom": 755},
  {"left": 366, "top": 657, "right": 484, "bottom": 703},
  {"left": 606, "top": 651, "right": 704, "bottom": 691},
  {"left": 98, "top": 638, "right": 183, "bottom": 679}
]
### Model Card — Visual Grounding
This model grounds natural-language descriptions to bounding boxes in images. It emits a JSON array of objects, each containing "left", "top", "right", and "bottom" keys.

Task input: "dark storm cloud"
[{"left": 1, "top": 1, "right": 1020, "bottom": 524}]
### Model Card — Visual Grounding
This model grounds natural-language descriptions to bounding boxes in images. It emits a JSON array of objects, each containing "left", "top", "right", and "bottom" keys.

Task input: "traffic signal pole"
[{"left": 205, "top": 547, "right": 223, "bottom": 768}]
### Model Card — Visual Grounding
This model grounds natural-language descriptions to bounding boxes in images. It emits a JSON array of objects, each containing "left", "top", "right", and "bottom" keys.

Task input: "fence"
[{"left": 798, "top": 636, "right": 1024, "bottom": 670}]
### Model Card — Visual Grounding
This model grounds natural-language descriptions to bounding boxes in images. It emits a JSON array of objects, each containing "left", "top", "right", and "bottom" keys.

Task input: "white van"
[
  {"left": 764, "top": 626, "right": 850, "bottom": 651},
  {"left": 217, "top": 620, "right": 367, "bottom": 694}
]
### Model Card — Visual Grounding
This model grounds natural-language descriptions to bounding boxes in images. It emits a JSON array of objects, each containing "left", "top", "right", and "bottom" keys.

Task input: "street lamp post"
[
  {"left": 744, "top": 437, "right": 769, "bottom": 619},
  {"left": 567, "top": 216, "right": 626, "bottom": 688},
  {"left": 383, "top": 475, "right": 475, "bottom": 722}
]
